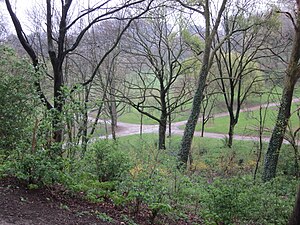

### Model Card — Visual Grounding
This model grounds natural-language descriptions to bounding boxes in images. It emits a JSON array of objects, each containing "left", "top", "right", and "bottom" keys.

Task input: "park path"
[{"left": 95, "top": 98, "right": 300, "bottom": 143}]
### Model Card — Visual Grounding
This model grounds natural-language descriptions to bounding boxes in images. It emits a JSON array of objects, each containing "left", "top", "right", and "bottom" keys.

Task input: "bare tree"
[
  {"left": 200, "top": 87, "right": 217, "bottom": 137},
  {"left": 5, "top": 0, "right": 153, "bottom": 154},
  {"left": 212, "top": 6, "right": 275, "bottom": 148},
  {"left": 118, "top": 13, "right": 194, "bottom": 149}
]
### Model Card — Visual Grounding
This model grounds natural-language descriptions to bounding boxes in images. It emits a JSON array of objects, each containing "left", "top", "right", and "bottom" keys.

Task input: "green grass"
[
  {"left": 192, "top": 104, "right": 300, "bottom": 136},
  {"left": 117, "top": 85, "right": 290, "bottom": 124},
  {"left": 116, "top": 134, "right": 258, "bottom": 164},
  {"left": 115, "top": 133, "right": 296, "bottom": 177}
]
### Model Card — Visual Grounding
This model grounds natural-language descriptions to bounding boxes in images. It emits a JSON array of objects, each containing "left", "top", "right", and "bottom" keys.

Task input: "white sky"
[
  {"left": 0, "top": 0, "right": 291, "bottom": 35},
  {"left": 0, "top": 0, "right": 119, "bottom": 34}
]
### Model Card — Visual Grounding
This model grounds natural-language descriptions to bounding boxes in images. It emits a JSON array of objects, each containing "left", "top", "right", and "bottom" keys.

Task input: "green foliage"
[
  {"left": 0, "top": 46, "right": 63, "bottom": 184},
  {"left": 182, "top": 29, "right": 204, "bottom": 53},
  {"left": 94, "top": 211, "right": 114, "bottom": 222},
  {"left": 198, "top": 176, "right": 297, "bottom": 224},
  {"left": 7, "top": 146, "right": 69, "bottom": 185},
  {"left": 90, "top": 141, "right": 131, "bottom": 182},
  {"left": 0, "top": 46, "right": 36, "bottom": 157}
]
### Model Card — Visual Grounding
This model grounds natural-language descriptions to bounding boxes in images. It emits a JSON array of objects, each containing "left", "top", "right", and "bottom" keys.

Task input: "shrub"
[
  {"left": 199, "top": 176, "right": 297, "bottom": 224},
  {"left": 7, "top": 146, "right": 69, "bottom": 185},
  {"left": 90, "top": 141, "right": 131, "bottom": 182},
  {"left": 0, "top": 46, "right": 36, "bottom": 157}
]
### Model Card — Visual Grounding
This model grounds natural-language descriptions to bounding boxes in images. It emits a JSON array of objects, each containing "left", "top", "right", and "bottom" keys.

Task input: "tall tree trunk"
[
  {"left": 178, "top": 66, "right": 208, "bottom": 164},
  {"left": 81, "top": 85, "right": 90, "bottom": 156},
  {"left": 263, "top": 3, "right": 300, "bottom": 181},
  {"left": 81, "top": 101, "right": 88, "bottom": 156},
  {"left": 52, "top": 68, "right": 64, "bottom": 154},
  {"left": 262, "top": 79, "right": 296, "bottom": 181},
  {"left": 167, "top": 92, "right": 172, "bottom": 137},
  {"left": 111, "top": 112, "right": 117, "bottom": 140},
  {"left": 178, "top": 0, "right": 227, "bottom": 167},
  {"left": 168, "top": 113, "right": 172, "bottom": 138},
  {"left": 109, "top": 73, "right": 118, "bottom": 140},
  {"left": 158, "top": 105, "right": 167, "bottom": 149},
  {"left": 140, "top": 113, "right": 143, "bottom": 137},
  {"left": 201, "top": 110, "right": 205, "bottom": 137}
]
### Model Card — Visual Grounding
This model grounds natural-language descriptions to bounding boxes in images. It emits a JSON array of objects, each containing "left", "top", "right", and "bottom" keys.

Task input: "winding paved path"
[{"left": 94, "top": 98, "right": 300, "bottom": 143}]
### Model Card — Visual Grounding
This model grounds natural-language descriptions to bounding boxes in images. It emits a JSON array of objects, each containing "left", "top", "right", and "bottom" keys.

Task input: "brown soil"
[{"left": 0, "top": 177, "right": 201, "bottom": 225}]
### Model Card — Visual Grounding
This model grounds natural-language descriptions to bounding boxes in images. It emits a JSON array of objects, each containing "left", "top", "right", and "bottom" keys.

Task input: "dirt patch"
[
  {"left": 0, "top": 177, "right": 114, "bottom": 225},
  {"left": 0, "top": 177, "right": 201, "bottom": 225}
]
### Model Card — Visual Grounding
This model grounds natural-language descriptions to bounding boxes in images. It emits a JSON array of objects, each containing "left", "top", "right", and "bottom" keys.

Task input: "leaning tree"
[{"left": 263, "top": 0, "right": 300, "bottom": 181}]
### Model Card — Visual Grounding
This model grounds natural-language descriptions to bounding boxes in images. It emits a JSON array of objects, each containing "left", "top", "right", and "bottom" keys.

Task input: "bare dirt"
[{"left": 0, "top": 177, "right": 201, "bottom": 225}]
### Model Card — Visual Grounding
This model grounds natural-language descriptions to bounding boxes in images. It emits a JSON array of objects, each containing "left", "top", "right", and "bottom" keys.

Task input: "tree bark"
[
  {"left": 201, "top": 112, "right": 205, "bottom": 137},
  {"left": 289, "top": 185, "right": 300, "bottom": 225},
  {"left": 262, "top": 78, "right": 296, "bottom": 181},
  {"left": 228, "top": 116, "right": 237, "bottom": 148},
  {"left": 158, "top": 107, "right": 168, "bottom": 149},
  {"left": 158, "top": 120, "right": 167, "bottom": 150},
  {"left": 178, "top": 0, "right": 228, "bottom": 167},
  {"left": 178, "top": 66, "right": 208, "bottom": 164},
  {"left": 263, "top": 3, "right": 300, "bottom": 181}
]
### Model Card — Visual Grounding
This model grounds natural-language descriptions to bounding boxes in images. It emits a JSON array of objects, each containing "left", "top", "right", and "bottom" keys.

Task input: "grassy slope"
[{"left": 116, "top": 133, "right": 295, "bottom": 176}]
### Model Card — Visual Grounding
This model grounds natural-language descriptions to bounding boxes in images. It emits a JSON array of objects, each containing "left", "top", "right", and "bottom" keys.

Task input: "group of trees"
[{"left": 0, "top": 0, "right": 299, "bottom": 185}]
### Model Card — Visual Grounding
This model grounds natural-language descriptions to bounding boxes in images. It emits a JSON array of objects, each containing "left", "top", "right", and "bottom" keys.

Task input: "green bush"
[
  {"left": 90, "top": 141, "right": 131, "bottom": 182},
  {"left": 198, "top": 176, "right": 297, "bottom": 224},
  {"left": 7, "top": 146, "right": 69, "bottom": 185},
  {"left": 0, "top": 46, "right": 36, "bottom": 157}
]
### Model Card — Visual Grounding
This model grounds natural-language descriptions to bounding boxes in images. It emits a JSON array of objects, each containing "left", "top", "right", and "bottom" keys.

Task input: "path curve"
[{"left": 94, "top": 98, "right": 300, "bottom": 143}]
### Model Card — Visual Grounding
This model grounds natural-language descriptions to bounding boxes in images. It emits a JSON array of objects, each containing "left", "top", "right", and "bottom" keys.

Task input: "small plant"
[
  {"left": 91, "top": 141, "right": 131, "bottom": 182},
  {"left": 94, "top": 211, "right": 114, "bottom": 222},
  {"left": 149, "top": 202, "right": 172, "bottom": 224}
]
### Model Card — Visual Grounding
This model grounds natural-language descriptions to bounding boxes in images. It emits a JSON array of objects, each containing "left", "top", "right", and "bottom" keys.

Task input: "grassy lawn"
[
  {"left": 117, "top": 85, "right": 291, "bottom": 124},
  {"left": 192, "top": 104, "right": 300, "bottom": 136}
]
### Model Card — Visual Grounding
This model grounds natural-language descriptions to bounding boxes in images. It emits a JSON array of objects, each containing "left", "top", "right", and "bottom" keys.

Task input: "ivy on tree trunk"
[{"left": 263, "top": 2, "right": 300, "bottom": 181}]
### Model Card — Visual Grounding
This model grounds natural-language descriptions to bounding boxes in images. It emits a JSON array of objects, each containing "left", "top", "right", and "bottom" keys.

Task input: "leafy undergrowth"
[
  {"left": 0, "top": 177, "right": 201, "bottom": 225},
  {"left": 1, "top": 136, "right": 299, "bottom": 225}
]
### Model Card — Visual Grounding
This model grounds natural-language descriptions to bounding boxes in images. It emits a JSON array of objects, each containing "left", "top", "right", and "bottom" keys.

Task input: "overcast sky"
[{"left": 0, "top": 0, "right": 290, "bottom": 35}]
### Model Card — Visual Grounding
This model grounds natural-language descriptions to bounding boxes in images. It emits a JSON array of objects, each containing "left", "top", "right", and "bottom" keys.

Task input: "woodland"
[{"left": 0, "top": 0, "right": 300, "bottom": 224}]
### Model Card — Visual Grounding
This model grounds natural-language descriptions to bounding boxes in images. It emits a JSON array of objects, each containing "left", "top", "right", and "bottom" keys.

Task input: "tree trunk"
[
  {"left": 228, "top": 117, "right": 236, "bottom": 148},
  {"left": 81, "top": 104, "right": 88, "bottom": 156},
  {"left": 111, "top": 113, "right": 117, "bottom": 140},
  {"left": 262, "top": 1, "right": 300, "bottom": 182},
  {"left": 178, "top": 67, "right": 207, "bottom": 165},
  {"left": 178, "top": 0, "right": 227, "bottom": 167},
  {"left": 110, "top": 75, "right": 118, "bottom": 140},
  {"left": 289, "top": 185, "right": 300, "bottom": 225},
  {"left": 158, "top": 113, "right": 167, "bottom": 150},
  {"left": 109, "top": 99, "right": 117, "bottom": 140},
  {"left": 262, "top": 81, "right": 295, "bottom": 181},
  {"left": 52, "top": 68, "right": 64, "bottom": 154},
  {"left": 201, "top": 112, "right": 205, "bottom": 137},
  {"left": 140, "top": 113, "right": 143, "bottom": 137},
  {"left": 168, "top": 113, "right": 172, "bottom": 138}
]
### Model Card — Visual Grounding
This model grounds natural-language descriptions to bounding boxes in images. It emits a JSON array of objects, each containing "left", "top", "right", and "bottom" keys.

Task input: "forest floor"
[{"left": 0, "top": 177, "right": 201, "bottom": 225}]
